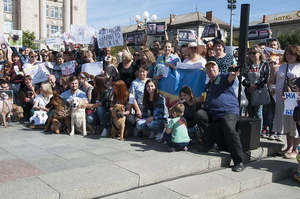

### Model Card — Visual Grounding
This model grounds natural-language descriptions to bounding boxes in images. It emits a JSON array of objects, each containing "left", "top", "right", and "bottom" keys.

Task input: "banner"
[
  {"left": 70, "top": 25, "right": 96, "bottom": 44},
  {"left": 46, "top": 38, "right": 62, "bottom": 45},
  {"left": 177, "top": 29, "right": 197, "bottom": 42},
  {"left": 126, "top": 32, "right": 145, "bottom": 46},
  {"left": 97, "top": 26, "right": 124, "bottom": 48},
  {"left": 60, "top": 61, "right": 76, "bottom": 76},
  {"left": 201, "top": 24, "right": 216, "bottom": 38},
  {"left": 0, "top": 34, "right": 9, "bottom": 50},
  {"left": 9, "top": 30, "right": 22, "bottom": 47},
  {"left": 146, "top": 22, "right": 166, "bottom": 36},
  {"left": 284, "top": 92, "right": 300, "bottom": 115},
  {"left": 248, "top": 23, "right": 271, "bottom": 41},
  {"left": 81, "top": 61, "right": 103, "bottom": 76},
  {"left": 159, "top": 67, "right": 207, "bottom": 109},
  {"left": 23, "top": 63, "right": 50, "bottom": 84}
]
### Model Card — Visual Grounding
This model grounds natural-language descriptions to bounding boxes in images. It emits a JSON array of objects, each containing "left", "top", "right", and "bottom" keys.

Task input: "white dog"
[{"left": 69, "top": 97, "right": 87, "bottom": 136}]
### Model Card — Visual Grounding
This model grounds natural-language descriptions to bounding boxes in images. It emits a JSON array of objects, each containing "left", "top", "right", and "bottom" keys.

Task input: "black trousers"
[{"left": 204, "top": 114, "right": 244, "bottom": 165}]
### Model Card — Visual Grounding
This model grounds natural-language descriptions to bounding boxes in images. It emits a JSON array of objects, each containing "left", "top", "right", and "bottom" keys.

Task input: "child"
[{"left": 165, "top": 103, "right": 190, "bottom": 152}]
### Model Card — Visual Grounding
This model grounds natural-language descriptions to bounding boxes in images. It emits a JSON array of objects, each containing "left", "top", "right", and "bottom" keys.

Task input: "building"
[
  {"left": 0, "top": 0, "right": 87, "bottom": 48},
  {"left": 250, "top": 10, "right": 300, "bottom": 38},
  {"left": 122, "top": 11, "right": 230, "bottom": 48}
]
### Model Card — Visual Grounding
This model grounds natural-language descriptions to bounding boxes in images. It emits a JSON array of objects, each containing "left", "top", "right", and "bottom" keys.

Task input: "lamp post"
[
  {"left": 228, "top": 0, "right": 236, "bottom": 46},
  {"left": 135, "top": 11, "right": 157, "bottom": 30}
]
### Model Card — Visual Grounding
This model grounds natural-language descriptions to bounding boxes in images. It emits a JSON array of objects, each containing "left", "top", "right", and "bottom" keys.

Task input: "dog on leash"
[
  {"left": 111, "top": 104, "right": 126, "bottom": 140},
  {"left": 69, "top": 97, "right": 87, "bottom": 136},
  {"left": 0, "top": 92, "right": 12, "bottom": 127}
]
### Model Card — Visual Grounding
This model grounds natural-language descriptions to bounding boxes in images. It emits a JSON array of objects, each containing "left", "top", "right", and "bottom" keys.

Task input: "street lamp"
[
  {"left": 135, "top": 11, "right": 157, "bottom": 30},
  {"left": 228, "top": 0, "right": 236, "bottom": 46}
]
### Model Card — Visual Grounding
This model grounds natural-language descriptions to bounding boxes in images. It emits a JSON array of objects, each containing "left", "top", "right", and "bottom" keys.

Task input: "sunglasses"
[{"left": 134, "top": 54, "right": 140, "bottom": 57}]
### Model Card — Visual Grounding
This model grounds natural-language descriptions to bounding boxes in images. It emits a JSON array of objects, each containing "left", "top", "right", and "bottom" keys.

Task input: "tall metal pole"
[{"left": 230, "top": 6, "right": 233, "bottom": 46}]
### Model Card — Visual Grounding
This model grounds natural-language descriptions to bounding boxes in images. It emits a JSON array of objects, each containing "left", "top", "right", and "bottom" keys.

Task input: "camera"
[{"left": 228, "top": 66, "right": 240, "bottom": 72}]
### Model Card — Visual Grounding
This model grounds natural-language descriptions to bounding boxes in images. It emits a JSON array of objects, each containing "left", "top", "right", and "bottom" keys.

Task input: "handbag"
[
  {"left": 251, "top": 85, "right": 271, "bottom": 106},
  {"left": 283, "top": 64, "right": 298, "bottom": 95}
]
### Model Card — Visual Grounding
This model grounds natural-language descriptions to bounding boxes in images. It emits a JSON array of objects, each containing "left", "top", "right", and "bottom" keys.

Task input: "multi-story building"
[{"left": 0, "top": 0, "right": 87, "bottom": 48}]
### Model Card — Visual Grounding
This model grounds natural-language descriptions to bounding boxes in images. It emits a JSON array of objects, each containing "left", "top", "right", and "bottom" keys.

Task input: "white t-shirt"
[
  {"left": 275, "top": 63, "right": 300, "bottom": 95},
  {"left": 34, "top": 94, "right": 51, "bottom": 108}
]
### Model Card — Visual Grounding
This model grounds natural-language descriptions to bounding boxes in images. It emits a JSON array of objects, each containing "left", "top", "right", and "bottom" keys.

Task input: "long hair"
[
  {"left": 94, "top": 75, "right": 107, "bottom": 96},
  {"left": 143, "top": 79, "right": 159, "bottom": 109},
  {"left": 246, "top": 45, "right": 266, "bottom": 64},
  {"left": 113, "top": 80, "right": 129, "bottom": 105},
  {"left": 142, "top": 48, "right": 156, "bottom": 65},
  {"left": 283, "top": 45, "right": 300, "bottom": 63},
  {"left": 40, "top": 82, "right": 53, "bottom": 99},
  {"left": 179, "top": 85, "right": 195, "bottom": 104}
]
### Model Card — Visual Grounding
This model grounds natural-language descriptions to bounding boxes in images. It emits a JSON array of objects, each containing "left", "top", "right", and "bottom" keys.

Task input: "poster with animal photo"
[
  {"left": 9, "top": 30, "right": 22, "bottom": 48},
  {"left": 97, "top": 26, "right": 124, "bottom": 48},
  {"left": 177, "top": 29, "right": 197, "bottom": 42},
  {"left": 201, "top": 24, "right": 216, "bottom": 38},
  {"left": 0, "top": 90, "right": 13, "bottom": 104},
  {"left": 146, "top": 22, "right": 166, "bottom": 36},
  {"left": 248, "top": 23, "right": 271, "bottom": 41},
  {"left": 126, "top": 32, "right": 145, "bottom": 46},
  {"left": 60, "top": 60, "right": 76, "bottom": 76},
  {"left": 0, "top": 34, "right": 9, "bottom": 50}
]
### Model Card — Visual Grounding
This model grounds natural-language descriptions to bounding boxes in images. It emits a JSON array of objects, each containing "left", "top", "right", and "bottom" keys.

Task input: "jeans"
[
  {"left": 204, "top": 114, "right": 244, "bottom": 165},
  {"left": 163, "top": 133, "right": 189, "bottom": 150},
  {"left": 86, "top": 106, "right": 108, "bottom": 129},
  {"left": 136, "top": 119, "right": 165, "bottom": 134},
  {"left": 263, "top": 97, "right": 275, "bottom": 131}
]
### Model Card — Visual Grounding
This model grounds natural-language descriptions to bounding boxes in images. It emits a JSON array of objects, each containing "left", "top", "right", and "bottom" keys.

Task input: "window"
[
  {"left": 4, "top": 21, "right": 13, "bottom": 33},
  {"left": 3, "top": 0, "right": 12, "bottom": 12},
  {"left": 59, "top": 26, "right": 63, "bottom": 33},
  {"left": 50, "top": 25, "right": 58, "bottom": 36},
  {"left": 59, "top": 7, "right": 63, "bottom": 19},
  {"left": 50, "top": 6, "right": 58, "bottom": 18},
  {"left": 46, "top": 5, "right": 49, "bottom": 17}
]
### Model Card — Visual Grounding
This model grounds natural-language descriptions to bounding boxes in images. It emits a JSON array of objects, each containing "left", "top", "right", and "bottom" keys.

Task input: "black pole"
[{"left": 238, "top": 4, "right": 250, "bottom": 116}]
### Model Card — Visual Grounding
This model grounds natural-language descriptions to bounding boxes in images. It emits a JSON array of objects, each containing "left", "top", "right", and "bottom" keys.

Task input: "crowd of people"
[{"left": 0, "top": 32, "right": 300, "bottom": 172}]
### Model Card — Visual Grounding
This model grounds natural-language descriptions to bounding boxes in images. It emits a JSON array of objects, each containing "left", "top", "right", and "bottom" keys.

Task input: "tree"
[
  {"left": 22, "top": 31, "right": 37, "bottom": 49},
  {"left": 225, "top": 34, "right": 239, "bottom": 46},
  {"left": 278, "top": 30, "right": 300, "bottom": 49}
]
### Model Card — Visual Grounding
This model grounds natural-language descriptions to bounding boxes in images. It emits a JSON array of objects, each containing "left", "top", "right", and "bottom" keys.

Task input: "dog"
[
  {"left": 111, "top": 104, "right": 126, "bottom": 140},
  {"left": 11, "top": 104, "right": 24, "bottom": 122},
  {"left": 0, "top": 92, "right": 12, "bottom": 127},
  {"left": 69, "top": 97, "right": 87, "bottom": 136},
  {"left": 45, "top": 93, "right": 70, "bottom": 134}
]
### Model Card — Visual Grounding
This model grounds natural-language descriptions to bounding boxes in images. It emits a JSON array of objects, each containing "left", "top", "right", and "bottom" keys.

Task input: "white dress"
[{"left": 272, "top": 63, "right": 300, "bottom": 137}]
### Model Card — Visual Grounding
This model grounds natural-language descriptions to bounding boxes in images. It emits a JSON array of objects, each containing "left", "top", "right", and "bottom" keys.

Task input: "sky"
[{"left": 87, "top": 0, "right": 300, "bottom": 29}]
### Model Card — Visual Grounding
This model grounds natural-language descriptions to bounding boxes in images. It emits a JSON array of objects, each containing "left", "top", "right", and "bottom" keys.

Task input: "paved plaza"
[{"left": 0, "top": 123, "right": 299, "bottom": 199}]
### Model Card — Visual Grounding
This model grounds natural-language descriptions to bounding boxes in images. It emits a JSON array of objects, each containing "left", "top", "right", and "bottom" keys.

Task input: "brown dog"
[
  {"left": 45, "top": 93, "right": 70, "bottom": 134},
  {"left": 111, "top": 104, "right": 126, "bottom": 140},
  {"left": 11, "top": 104, "right": 24, "bottom": 122}
]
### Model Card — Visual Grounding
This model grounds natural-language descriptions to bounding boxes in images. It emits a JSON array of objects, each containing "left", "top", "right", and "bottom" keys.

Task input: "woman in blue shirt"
[{"left": 136, "top": 79, "right": 168, "bottom": 139}]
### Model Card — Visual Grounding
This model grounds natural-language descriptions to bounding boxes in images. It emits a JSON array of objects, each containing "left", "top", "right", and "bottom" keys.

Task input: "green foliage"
[
  {"left": 225, "top": 34, "right": 239, "bottom": 46},
  {"left": 278, "top": 30, "right": 300, "bottom": 49},
  {"left": 22, "top": 31, "right": 37, "bottom": 49}
]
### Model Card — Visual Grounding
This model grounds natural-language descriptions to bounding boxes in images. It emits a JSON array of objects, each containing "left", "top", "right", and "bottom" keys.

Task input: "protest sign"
[
  {"left": 9, "top": 30, "right": 22, "bottom": 47},
  {"left": 201, "top": 24, "right": 216, "bottom": 38},
  {"left": 23, "top": 63, "right": 50, "bottom": 84},
  {"left": 248, "top": 23, "right": 271, "bottom": 41},
  {"left": 46, "top": 38, "right": 62, "bottom": 45},
  {"left": 70, "top": 25, "right": 96, "bottom": 44},
  {"left": 146, "top": 22, "right": 166, "bottom": 36},
  {"left": 60, "top": 61, "right": 76, "bottom": 76},
  {"left": 126, "top": 32, "right": 145, "bottom": 46},
  {"left": 97, "top": 26, "right": 124, "bottom": 48},
  {"left": 0, "top": 34, "right": 9, "bottom": 50},
  {"left": 81, "top": 61, "right": 103, "bottom": 76},
  {"left": 284, "top": 92, "right": 300, "bottom": 115},
  {"left": 177, "top": 29, "right": 197, "bottom": 43}
]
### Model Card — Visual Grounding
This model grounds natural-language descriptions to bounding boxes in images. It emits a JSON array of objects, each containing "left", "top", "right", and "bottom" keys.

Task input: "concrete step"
[
  {"left": 225, "top": 178, "right": 300, "bottom": 199},
  {"left": 100, "top": 157, "right": 297, "bottom": 199}
]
